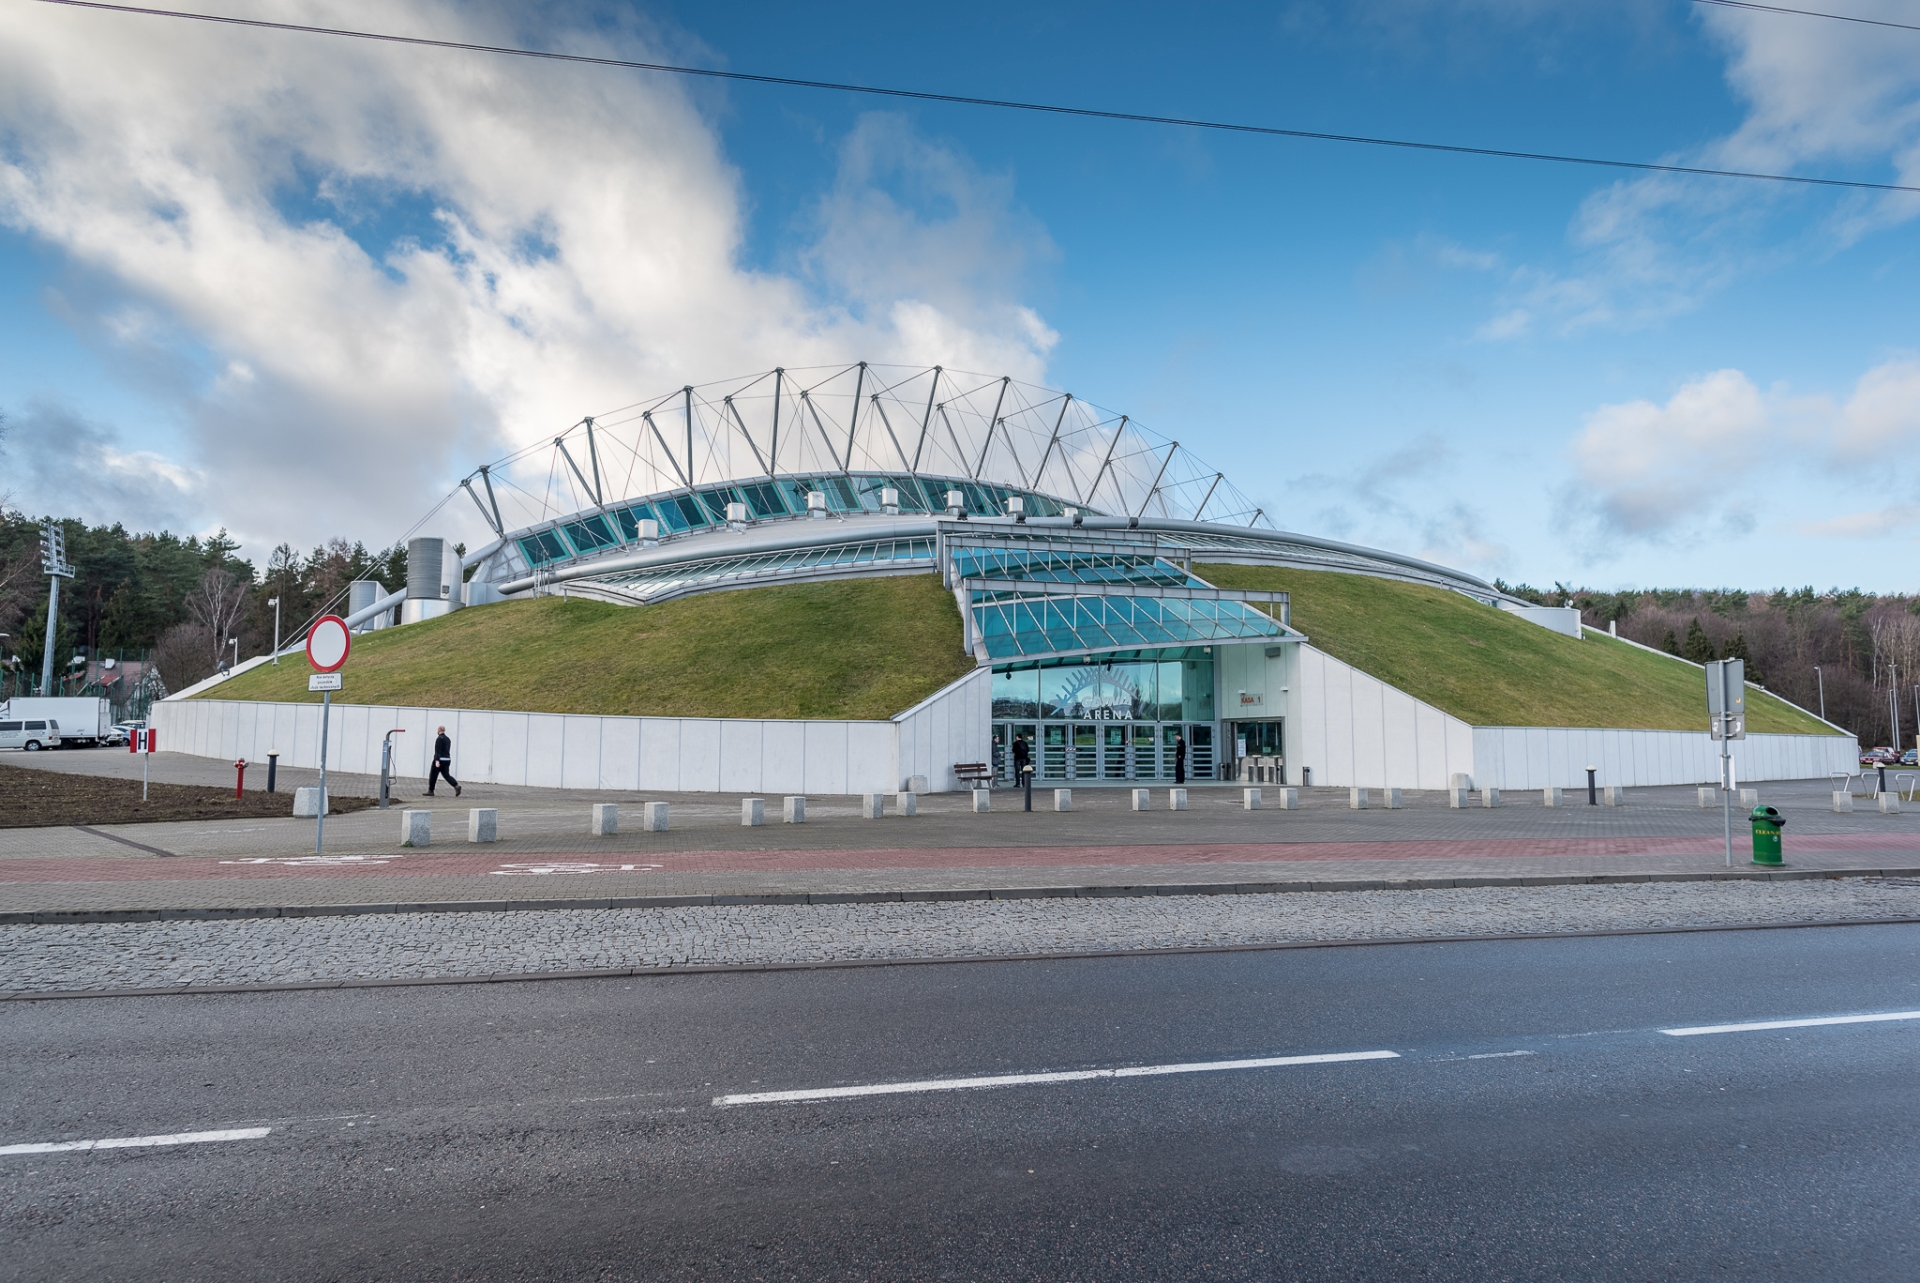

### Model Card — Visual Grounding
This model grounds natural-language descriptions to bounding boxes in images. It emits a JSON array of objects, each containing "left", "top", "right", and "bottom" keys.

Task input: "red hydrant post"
[{"left": 234, "top": 758, "right": 248, "bottom": 799}]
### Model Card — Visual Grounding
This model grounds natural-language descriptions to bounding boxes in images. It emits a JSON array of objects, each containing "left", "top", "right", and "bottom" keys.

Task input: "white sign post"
[
  {"left": 1706, "top": 659, "right": 1746, "bottom": 867},
  {"left": 305, "top": 615, "right": 351, "bottom": 853}
]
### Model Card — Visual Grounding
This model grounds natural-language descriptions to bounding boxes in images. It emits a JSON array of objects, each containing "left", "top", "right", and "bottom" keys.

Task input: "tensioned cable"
[
  {"left": 1692, "top": 0, "right": 1920, "bottom": 34},
  {"left": 30, "top": 0, "right": 1920, "bottom": 196}
]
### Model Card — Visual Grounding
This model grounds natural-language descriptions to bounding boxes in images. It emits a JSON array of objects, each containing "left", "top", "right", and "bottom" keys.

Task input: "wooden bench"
[{"left": 953, "top": 762, "right": 994, "bottom": 789}]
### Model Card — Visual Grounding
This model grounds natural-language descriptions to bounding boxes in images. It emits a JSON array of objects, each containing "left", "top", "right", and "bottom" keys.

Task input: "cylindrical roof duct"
[{"left": 407, "top": 538, "right": 449, "bottom": 600}]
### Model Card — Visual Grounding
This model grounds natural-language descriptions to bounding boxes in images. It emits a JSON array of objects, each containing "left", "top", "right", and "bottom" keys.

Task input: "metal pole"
[
  {"left": 270, "top": 598, "right": 280, "bottom": 664},
  {"left": 40, "top": 573, "right": 59, "bottom": 695},
  {"left": 142, "top": 743, "right": 149, "bottom": 802},
  {"left": 1814, "top": 665, "right": 1825, "bottom": 721},
  {"left": 316, "top": 689, "right": 331, "bottom": 854},
  {"left": 1720, "top": 664, "right": 1733, "bottom": 868}
]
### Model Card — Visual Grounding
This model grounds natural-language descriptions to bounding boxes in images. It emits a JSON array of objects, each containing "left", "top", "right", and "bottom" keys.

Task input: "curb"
[
  {"left": 3, "top": 865, "right": 1918, "bottom": 925},
  {"left": 5, "top": 914, "right": 1919, "bottom": 1002}
]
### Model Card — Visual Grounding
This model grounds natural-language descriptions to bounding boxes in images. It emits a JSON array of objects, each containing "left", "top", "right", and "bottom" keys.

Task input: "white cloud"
[
  {"left": 2, "top": 401, "right": 205, "bottom": 532},
  {"left": 1469, "top": 2, "right": 1920, "bottom": 340},
  {"left": 0, "top": 1, "right": 1057, "bottom": 555},
  {"left": 1286, "top": 434, "right": 1510, "bottom": 574},
  {"left": 1570, "top": 356, "right": 1920, "bottom": 542},
  {"left": 1796, "top": 505, "right": 1920, "bottom": 539}
]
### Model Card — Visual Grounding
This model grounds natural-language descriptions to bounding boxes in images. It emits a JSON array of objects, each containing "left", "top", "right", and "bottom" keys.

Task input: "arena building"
[{"left": 160, "top": 364, "right": 1856, "bottom": 793}]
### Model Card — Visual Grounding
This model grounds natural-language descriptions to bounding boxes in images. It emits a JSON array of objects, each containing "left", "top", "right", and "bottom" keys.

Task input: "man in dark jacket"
[
  {"left": 426, "top": 724, "right": 462, "bottom": 797},
  {"left": 1174, "top": 732, "right": 1187, "bottom": 785},
  {"left": 1010, "top": 733, "right": 1031, "bottom": 784}
]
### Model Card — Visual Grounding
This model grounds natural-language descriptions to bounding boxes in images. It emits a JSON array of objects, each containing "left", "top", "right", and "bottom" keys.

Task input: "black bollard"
[
  {"left": 267, "top": 752, "right": 279, "bottom": 793},
  {"left": 1023, "top": 765, "right": 1033, "bottom": 812},
  {"left": 1586, "top": 766, "right": 1597, "bottom": 806}
]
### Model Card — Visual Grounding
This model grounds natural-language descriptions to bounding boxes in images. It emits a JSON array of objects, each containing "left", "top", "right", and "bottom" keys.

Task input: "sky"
[{"left": 2, "top": 0, "right": 1919, "bottom": 591}]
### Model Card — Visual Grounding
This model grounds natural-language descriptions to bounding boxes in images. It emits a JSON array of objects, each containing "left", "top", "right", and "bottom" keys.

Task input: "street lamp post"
[
  {"left": 268, "top": 597, "right": 281, "bottom": 664},
  {"left": 228, "top": 637, "right": 239, "bottom": 672},
  {"left": 1814, "top": 665, "right": 1826, "bottom": 722}
]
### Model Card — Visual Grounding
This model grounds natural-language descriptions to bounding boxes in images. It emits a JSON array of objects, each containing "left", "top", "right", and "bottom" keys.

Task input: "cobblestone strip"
[{"left": 3, "top": 879, "right": 1919, "bottom": 995}]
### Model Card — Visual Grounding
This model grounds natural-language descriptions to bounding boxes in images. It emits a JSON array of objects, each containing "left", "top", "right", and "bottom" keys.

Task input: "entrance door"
[
  {"left": 1131, "top": 724, "right": 1158, "bottom": 778},
  {"left": 1071, "top": 724, "right": 1098, "bottom": 779},
  {"left": 1102, "top": 725, "right": 1128, "bottom": 778}
]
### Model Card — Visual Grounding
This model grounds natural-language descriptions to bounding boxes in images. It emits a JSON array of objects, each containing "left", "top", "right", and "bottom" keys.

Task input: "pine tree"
[
  {"left": 1683, "top": 618, "right": 1716, "bottom": 664},
  {"left": 1661, "top": 628, "right": 1680, "bottom": 656},
  {"left": 1722, "top": 631, "right": 1761, "bottom": 684}
]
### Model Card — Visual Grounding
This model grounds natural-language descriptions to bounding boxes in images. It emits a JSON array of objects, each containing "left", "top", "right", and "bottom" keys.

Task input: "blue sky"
[{"left": 3, "top": 0, "right": 1918, "bottom": 590}]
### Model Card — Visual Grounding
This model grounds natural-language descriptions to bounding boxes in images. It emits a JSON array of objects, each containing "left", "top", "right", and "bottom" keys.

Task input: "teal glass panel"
[
  {"left": 561, "top": 515, "right": 617, "bottom": 553},
  {"left": 516, "top": 530, "right": 569, "bottom": 566},
  {"left": 738, "top": 481, "right": 788, "bottom": 518},
  {"left": 611, "top": 504, "right": 656, "bottom": 540}
]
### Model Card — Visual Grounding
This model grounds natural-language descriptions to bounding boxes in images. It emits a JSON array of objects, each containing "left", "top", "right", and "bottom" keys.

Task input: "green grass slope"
[
  {"left": 1197, "top": 564, "right": 1835, "bottom": 734},
  {"left": 206, "top": 575, "right": 972, "bottom": 720}
]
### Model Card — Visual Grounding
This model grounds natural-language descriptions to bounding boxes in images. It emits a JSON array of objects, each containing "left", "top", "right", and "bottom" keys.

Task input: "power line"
[
  {"left": 31, "top": 0, "right": 1920, "bottom": 197},
  {"left": 1692, "top": 0, "right": 1920, "bottom": 35}
]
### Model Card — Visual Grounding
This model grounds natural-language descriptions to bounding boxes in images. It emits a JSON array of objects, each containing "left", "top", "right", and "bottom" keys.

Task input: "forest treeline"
[
  {"left": 0, "top": 512, "right": 414, "bottom": 695},
  {"left": 4, "top": 511, "right": 1917, "bottom": 745},
  {"left": 1500, "top": 581, "right": 1920, "bottom": 749}
]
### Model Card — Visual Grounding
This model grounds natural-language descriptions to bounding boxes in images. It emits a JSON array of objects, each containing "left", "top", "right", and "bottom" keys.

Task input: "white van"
[{"left": 0, "top": 719, "right": 61, "bottom": 751}]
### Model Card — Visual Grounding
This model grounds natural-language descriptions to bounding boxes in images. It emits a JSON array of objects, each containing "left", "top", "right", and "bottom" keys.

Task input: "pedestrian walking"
[
  {"left": 1174, "top": 732, "right": 1187, "bottom": 785},
  {"left": 426, "top": 724, "right": 462, "bottom": 797}
]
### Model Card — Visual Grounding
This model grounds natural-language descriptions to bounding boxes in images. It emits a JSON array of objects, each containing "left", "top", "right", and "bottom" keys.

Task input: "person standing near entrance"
[
  {"left": 427, "top": 724, "right": 462, "bottom": 797},
  {"left": 1011, "top": 732, "right": 1031, "bottom": 785},
  {"left": 1174, "top": 732, "right": 1187, "bottom": 785}
]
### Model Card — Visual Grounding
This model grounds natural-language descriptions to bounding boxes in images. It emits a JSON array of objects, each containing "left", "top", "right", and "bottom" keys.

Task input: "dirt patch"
[{"left": 0, "top": 763, "right": 377, "bottom": 828}]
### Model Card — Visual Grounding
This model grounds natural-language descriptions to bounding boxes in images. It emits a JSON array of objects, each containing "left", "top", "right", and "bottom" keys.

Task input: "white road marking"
[
  {"left": 1466, "top": 1050, "right": 1536, "bottom": 1059},
  {"left": 489, "top": 862, "right": 663, "bottom": 876},
  {"left": 1661, "top": 1010, "right": 1920, "bottom": 1037},
  {"left": 0, "top": 1127, "right": 271, "bottom": 1156},
  {"left": 714, "top": 1050, "right": 1398, "bottom": 1107}
]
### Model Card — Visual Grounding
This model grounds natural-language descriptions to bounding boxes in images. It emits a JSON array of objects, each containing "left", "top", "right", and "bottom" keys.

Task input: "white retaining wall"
[
  {"left": 153, "top": 666, "right": 991, "bottom": 795},
  {"left": 1288, "top": 643, "right": 1857, "bottom": 789}
]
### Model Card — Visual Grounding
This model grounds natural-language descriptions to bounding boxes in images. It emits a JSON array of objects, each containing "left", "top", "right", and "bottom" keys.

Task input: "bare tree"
[
  {"left": 153, "top": 621, "right": 217, "bottom": 691},
  {"left": 183, "top": 568, "right": 248, "bottom": 666}
]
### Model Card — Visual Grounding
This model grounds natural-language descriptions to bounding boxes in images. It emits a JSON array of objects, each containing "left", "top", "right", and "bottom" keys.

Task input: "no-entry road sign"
[{"left": 306, "top": 615, "right": 351, "bottom": 673}]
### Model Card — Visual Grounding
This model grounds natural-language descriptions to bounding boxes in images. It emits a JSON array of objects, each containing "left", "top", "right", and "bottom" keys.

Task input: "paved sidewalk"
[{"left": 2, "top": 756, "right": 1914, "bottom": 916}]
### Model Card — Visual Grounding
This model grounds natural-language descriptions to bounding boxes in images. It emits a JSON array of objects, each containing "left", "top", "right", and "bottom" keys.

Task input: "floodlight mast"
[{"left": 38, "top": 521, "right": 74, "bottom": 696}]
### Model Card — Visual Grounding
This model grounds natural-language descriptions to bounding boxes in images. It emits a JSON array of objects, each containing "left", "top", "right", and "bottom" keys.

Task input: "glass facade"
[{"left": 990, "top": 649, "right": 1216, "bottom": 782}]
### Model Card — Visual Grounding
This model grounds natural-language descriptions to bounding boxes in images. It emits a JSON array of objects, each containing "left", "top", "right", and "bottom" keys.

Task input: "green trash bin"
[{"left": 1749, "top": 805, "right": 1786, "bottom": 866}]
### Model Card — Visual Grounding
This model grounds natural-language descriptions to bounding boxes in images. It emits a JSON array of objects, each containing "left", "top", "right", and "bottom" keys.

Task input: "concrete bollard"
[
  {"left": 1054, "top": 788, "right": 1073, "bottom": 812},
  {"left": 896, "top": 792, "right": 918, "bottom": 817},
  {"left": 972, "top": 788, "right": 990, "bottom": 813},
  {"left": 860, "top": 793, "right": 886, "bottom": 819},
  {"left": 1832, "top": 791, "right": 1855, "bottom": 813},
  {"left": 1447, "top": 787, "right": 1469, "bottom": 809},
  {"left": 1481, "top": 788, "right": 1501, "bottom": 808},
  {"left": 1881, "top": 792, "right": 1903, "bottom": 815},
  {"left": 1603, "top": 786, "right": 1626, "bottom": 807},
  {"left": 292, "top": 786, "right": 328, "bottom": 818},
  {"left": 1381, "top": 788, "right": 1403, "bottom": 810},
  {"left": 1739, "top": 788, "right": 1759, "bottom": 807},
  {"left": 1131, "top": 788, "right": 1151, "bottom": 811},
  {"left": 783, "top": 796, "right": 806, "bottom": 823},
  {"left": 1449, "top": 773, "right": 1473, "bottom": 791},
  {"left": 1697, "top": 788, "right": 1716, "bottom": 809},
  {"left": 1542, "top": 787, "right": 1563, "bottom": 807},
  {"left": 467, "top": 808, "right": 497, "bottom": 843},
  {"left": 1169, "top": 788, "right": 1188, "bottom": 811},
  {"left": 1349, "top": 788, "right": 1369, "bottom": 810},
  {"left": 1273, "top": 787, "right": 1298, "bottom": 809},
  {"left": 591, "top": 802, "right": 618, "bottom": 836},
  {"left": 1243, "top": 787, "right": 1262, "bottom": 810},
  {"left": 400, "top": 809, "right": 430, "bottom": 847},
  {"left": 906, "top": 774, "right": 928, "bottom": 795},
  {"left": 643, "top": 801, "right": 670, "bottom": 831},
  {"left": 741, "top": 797, "right": 764, "bottom": 826}
]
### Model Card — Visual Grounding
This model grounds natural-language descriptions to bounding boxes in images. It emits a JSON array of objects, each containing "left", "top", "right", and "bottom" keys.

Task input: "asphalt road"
[{"left": 3, "top": 924, "right": 1919, "bottom": 1281}]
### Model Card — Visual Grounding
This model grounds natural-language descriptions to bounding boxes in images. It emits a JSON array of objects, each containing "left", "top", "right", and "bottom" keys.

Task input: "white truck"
[{"left": 0, "top": 697, "right": 114, "bottom": 747}]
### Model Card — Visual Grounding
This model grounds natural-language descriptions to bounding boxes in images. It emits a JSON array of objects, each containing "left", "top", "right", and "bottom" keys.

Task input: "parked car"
[
  {"left": 1903, "top": 748, "right": 1919, "bottom": 767},
  {"left": 0, "top": 719, "right": 61, "bottom": 751},
  {"left": 106, "top": 720, "right": 145, "bottom": 747},
  {"left": 1861, "top": 747, "right": 1900, "bottom": 766}
]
